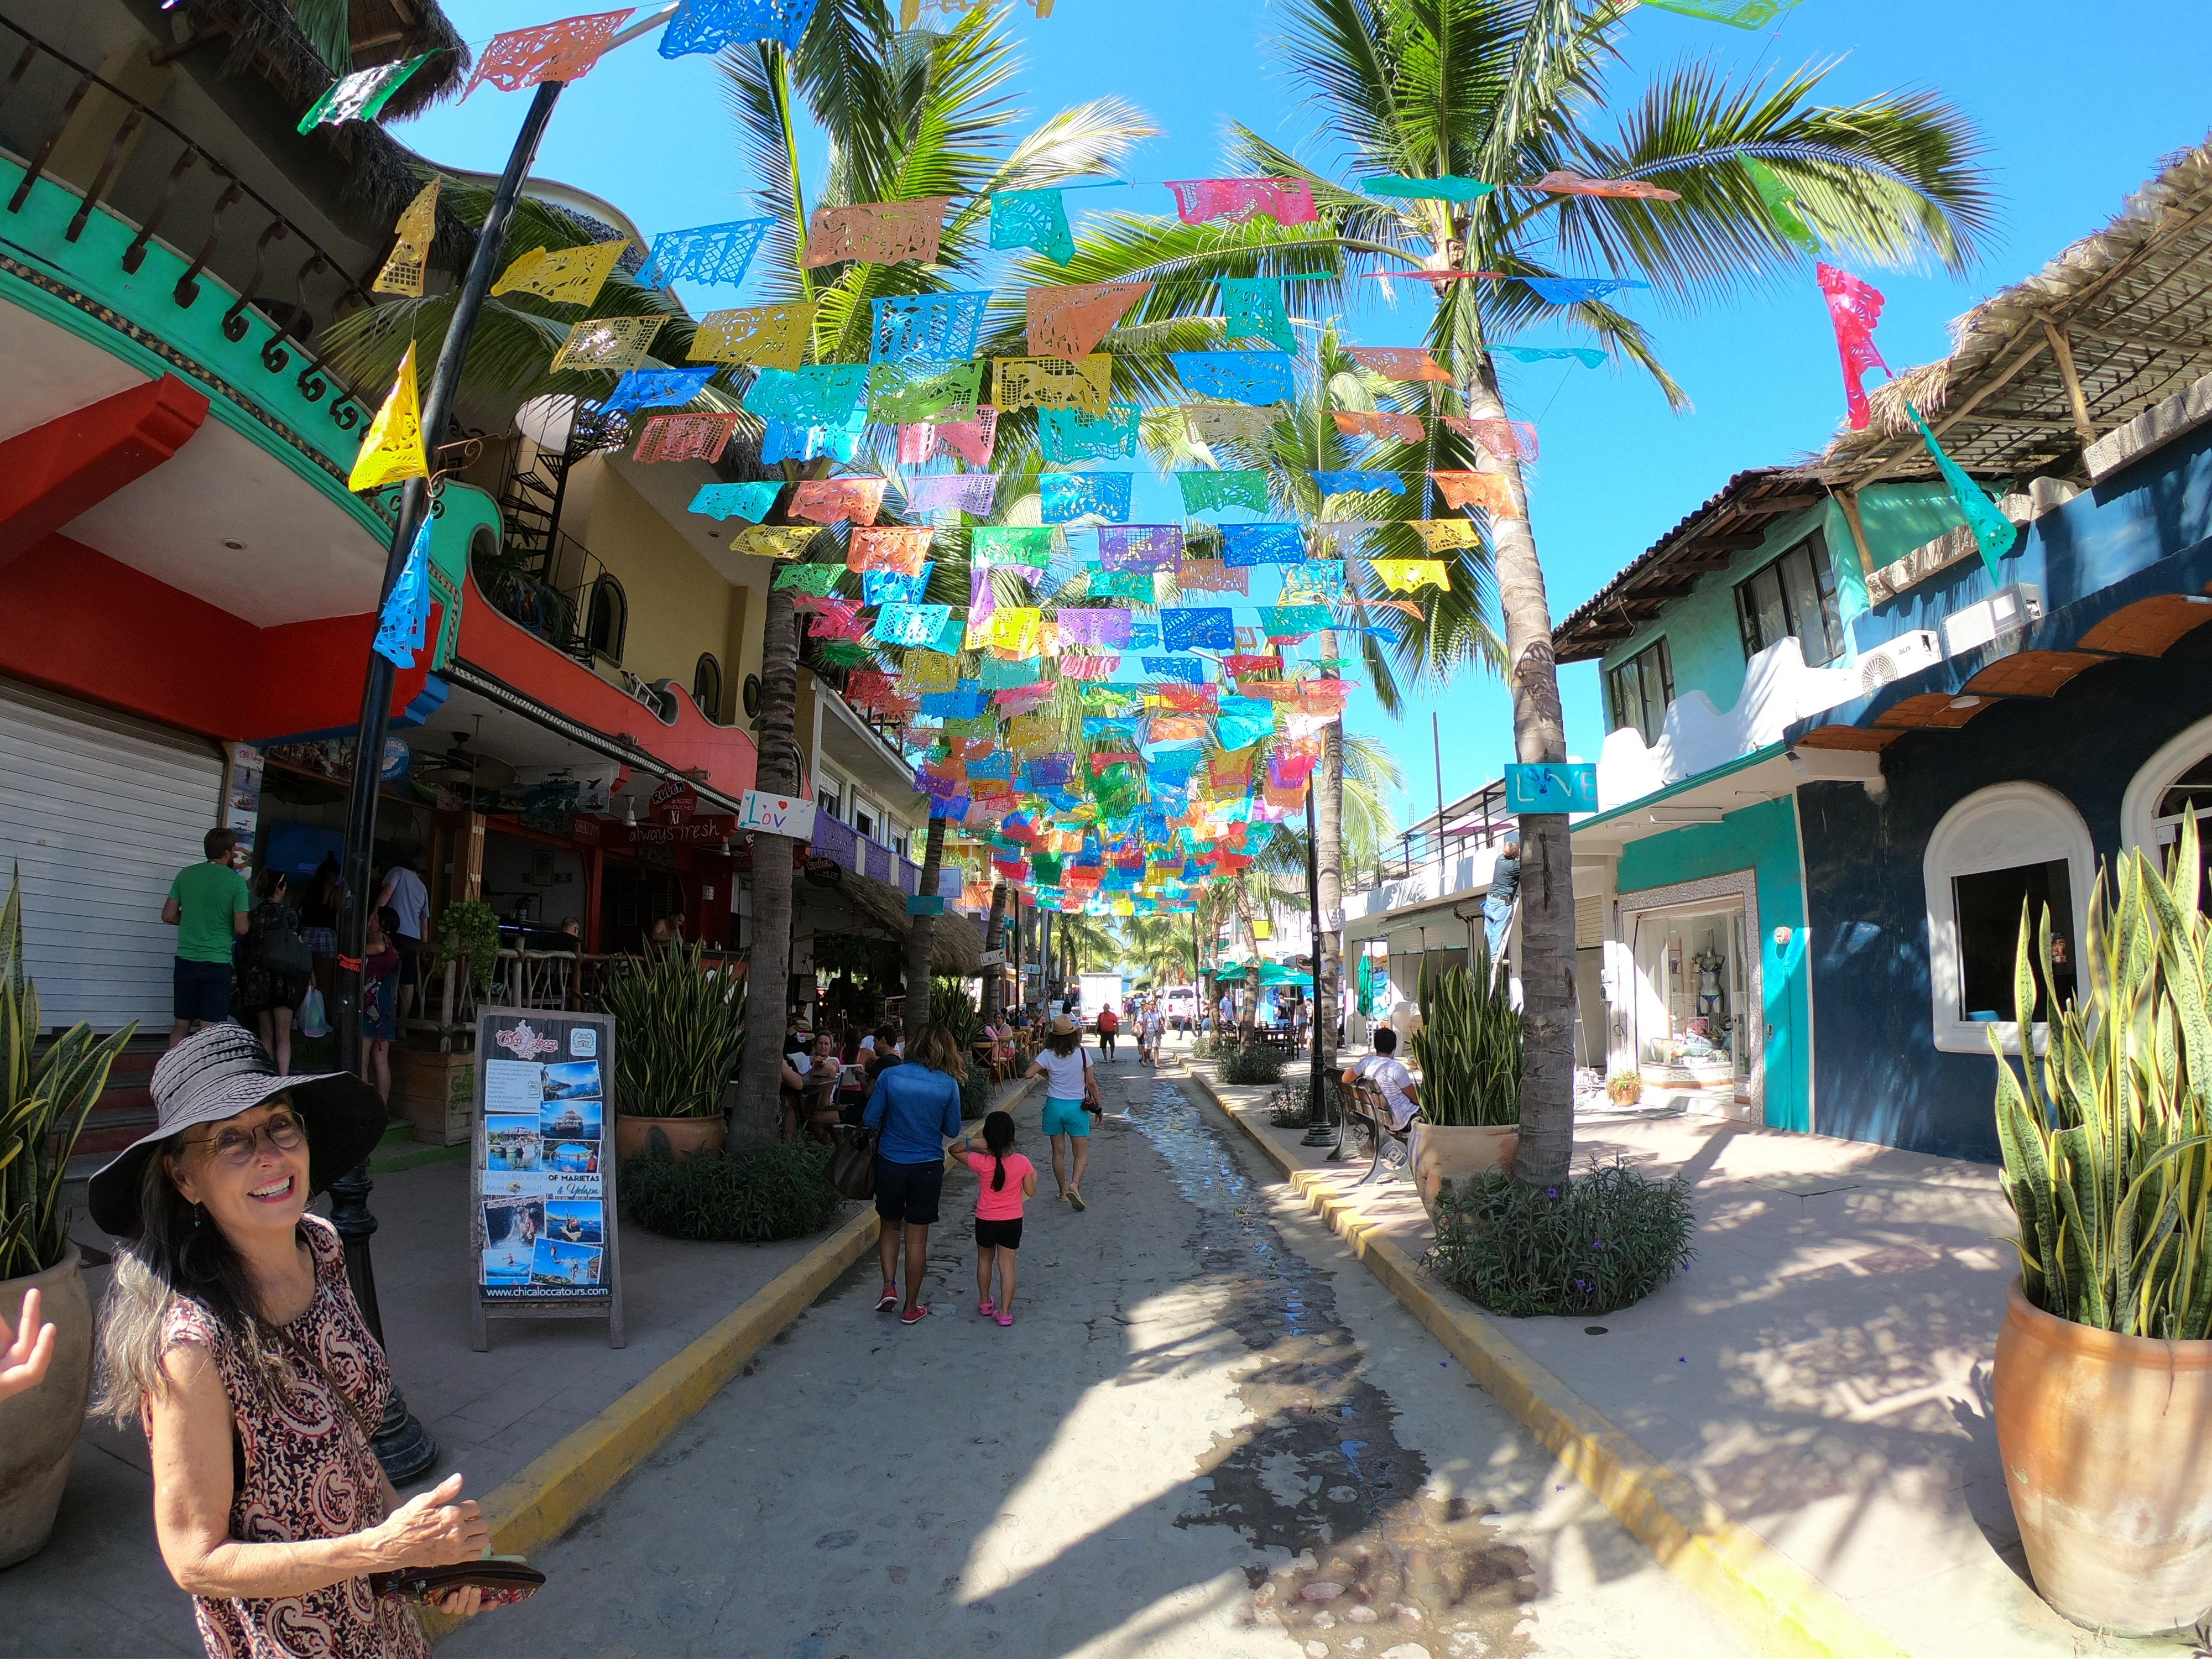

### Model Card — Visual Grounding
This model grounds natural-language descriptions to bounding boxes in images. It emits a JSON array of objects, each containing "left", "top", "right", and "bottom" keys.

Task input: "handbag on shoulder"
[{"left": 827, "top": 1124, "right": 877, "bottom": 1200}]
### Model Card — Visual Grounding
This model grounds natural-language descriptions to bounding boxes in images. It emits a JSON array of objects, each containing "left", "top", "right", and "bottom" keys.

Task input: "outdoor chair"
[{"left": 800, "top": 1074, "right": 843, "bottom": 1146}]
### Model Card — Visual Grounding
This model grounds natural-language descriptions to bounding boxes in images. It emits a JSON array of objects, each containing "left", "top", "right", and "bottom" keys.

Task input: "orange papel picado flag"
[{"left": 348, "top": 341, "right": 427, "bottom": 492}]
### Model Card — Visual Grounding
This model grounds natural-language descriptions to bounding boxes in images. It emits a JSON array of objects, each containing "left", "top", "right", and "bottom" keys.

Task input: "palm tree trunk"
[
  {"left": 980, "top": 880, "right": 1009, "bottom": 1023},
  {"left": 902, "top": 814, "right": 947, "bottom": 1044},
  {"left": 1235, "top": 881, "right": 1261, "bottom": 1042},
  {"left": 1468, "top": 353, "right": 1577, "bottom": 1189},
  {"left": 732, "top": 582, "right": 801, "bottom": 1149},
  {"left": 1315, "top": 711, "right": 1345, "bottom": 1078}
]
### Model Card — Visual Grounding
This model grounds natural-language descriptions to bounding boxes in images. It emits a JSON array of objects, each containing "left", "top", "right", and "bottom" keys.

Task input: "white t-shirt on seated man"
[{"left": 1345, "top": 1026, "right": 1419, "bottom": 1131}]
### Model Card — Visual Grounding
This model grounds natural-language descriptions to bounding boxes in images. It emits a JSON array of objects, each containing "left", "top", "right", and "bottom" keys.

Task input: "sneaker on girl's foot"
[
  {"left": 900, "top": 1305, "right": 931, "bottom": 1326},
  {"left": 876, "top": 1287, "right": 898, "bottom": 1312}
]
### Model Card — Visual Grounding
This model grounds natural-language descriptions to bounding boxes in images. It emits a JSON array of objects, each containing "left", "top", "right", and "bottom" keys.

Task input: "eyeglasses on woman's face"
[{"left": 186, "top": 1108, "right": 307, "bottom": 1167}]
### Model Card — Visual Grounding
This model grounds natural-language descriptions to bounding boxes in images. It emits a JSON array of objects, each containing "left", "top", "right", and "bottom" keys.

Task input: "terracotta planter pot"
[
  {"left": 1408, "top": 1123, "right": 1519, "bottom": 1215},
  {"left": 0, "top": 1246, "right": 92, "bottom": 1567},
  {"left": 614, "top": 1114, "right": 727, "bottom": 1165},
  {"left": 1992, "top": 1277, "right": 2212, "bottom": 1634}
]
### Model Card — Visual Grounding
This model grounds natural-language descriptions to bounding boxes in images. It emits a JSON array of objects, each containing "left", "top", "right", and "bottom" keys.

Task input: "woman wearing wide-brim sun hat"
[{"left": 88, "top": 1025, "right": 496, "bottom": 1658}]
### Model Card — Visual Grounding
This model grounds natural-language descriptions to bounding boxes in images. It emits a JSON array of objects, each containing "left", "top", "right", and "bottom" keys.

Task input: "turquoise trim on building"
[
  {"left": 1616, "top": 796, "right": 1811, "bottom": 1134},
  {"left": 1598, "top": 499, "right": 1843, "bottom": 707},
  {"left": 0, "top": 156, "right": 386, "bottom": 539}
]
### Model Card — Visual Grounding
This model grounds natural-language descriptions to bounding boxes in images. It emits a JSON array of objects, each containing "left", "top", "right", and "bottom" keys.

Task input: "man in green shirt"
[{"left": 163, "top": 827, "right": 251, "bottom": 1046}]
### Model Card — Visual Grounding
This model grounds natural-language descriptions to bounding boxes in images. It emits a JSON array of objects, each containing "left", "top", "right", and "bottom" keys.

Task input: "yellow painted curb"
[
  {"left": 424, "top": 1079, "right": 1041, "bottom": 1642},
  {"left": 1186, "top": 1069, "right": 1912, "bottom": 1659}
]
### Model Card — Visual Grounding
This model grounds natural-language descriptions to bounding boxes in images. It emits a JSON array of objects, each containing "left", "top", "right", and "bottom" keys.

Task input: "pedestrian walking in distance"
[
  {"left": 949, "top": 1110, "right": 1035, "bottom": 1326},
  {"left": 163, "top": 827, "right": 251, "bottom": 1048},
  {"left": 863, "top": 1023, "right": 967, "bottom": 1325},
  {"left": 88, "top": 1026, "right": 497, "bottom": 1656},
  {"left": 1027, "top": 1015, "right": 1102, "bottom": 1211},
  {"left": 1097, "top": 1003, "right": 1120, "bottom": 1062}
]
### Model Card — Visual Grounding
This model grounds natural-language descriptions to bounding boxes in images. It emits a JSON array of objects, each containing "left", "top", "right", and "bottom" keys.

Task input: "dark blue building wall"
[
  {"left": 1802, "top": 624, "right": 2212, "bottom": 1162},
  {"left": 1854, "top": 409, "right": 2212, "bottom": 656}
]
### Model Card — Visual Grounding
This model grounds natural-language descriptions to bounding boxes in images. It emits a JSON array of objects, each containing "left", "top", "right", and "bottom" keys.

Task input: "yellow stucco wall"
[{"left": 562, "top": 456, "right": 734, "bottom": 717}]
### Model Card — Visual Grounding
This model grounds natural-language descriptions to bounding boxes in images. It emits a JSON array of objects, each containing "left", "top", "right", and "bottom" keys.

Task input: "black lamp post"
[
  {"left": 328, "top": 7, "right": 675, "bottom": 1482},
  {"left": 1300, "top": 783, "right": 1335, "bottom": 1147}
]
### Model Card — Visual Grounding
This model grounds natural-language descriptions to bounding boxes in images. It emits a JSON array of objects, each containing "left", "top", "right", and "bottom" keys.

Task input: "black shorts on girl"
[{"left": 974, "top": 1216, "right": 1023, "bottom": 1250}]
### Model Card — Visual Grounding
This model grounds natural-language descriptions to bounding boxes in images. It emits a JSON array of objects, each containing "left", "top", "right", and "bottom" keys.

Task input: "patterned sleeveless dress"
[{"left": 159, "top": 1215, "right": 430, "bottom": 1659}]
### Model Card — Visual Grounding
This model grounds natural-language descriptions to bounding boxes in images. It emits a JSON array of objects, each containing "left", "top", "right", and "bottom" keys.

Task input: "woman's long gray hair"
[{"left": 91, "top": 1144, "right": 291, "bottom": 1424}]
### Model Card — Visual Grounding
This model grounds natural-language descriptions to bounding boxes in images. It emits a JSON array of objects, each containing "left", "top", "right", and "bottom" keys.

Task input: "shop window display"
[{"left": 1631, "top": 906, "right": 1749, "bottom": 1109}]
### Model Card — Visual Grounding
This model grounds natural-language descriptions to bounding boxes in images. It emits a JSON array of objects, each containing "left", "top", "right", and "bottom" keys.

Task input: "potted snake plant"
[
  {"left": 1, "top": 869, "right": 134, "bottom": 1564},
  {"left": 1407, "top": 959, "right": 1521, "bottom": 1214},
  {"left": 598, "top": 943, "right": 745, "bottom": 1164},
  {"left": 1990, "top": 816, "right": 2212, "bottom": 1635}
]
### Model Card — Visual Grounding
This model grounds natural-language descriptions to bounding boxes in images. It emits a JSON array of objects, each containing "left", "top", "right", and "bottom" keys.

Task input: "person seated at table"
[{"left": 864, "top": 1025, "right": 904, "bottom": 1082}]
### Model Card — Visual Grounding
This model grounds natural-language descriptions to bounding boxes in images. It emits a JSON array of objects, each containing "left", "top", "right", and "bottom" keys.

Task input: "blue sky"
[{"left": 397, "top": 1, "right": 2212, "bottom": 832}]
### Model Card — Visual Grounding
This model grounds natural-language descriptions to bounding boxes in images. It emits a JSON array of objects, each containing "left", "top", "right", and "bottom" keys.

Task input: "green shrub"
[
  {"left": 1187, "top": 1032, "right": 1218, "bottom": 1061},
  {"left": 1426, "top": 1158, "right": 1695, "bottom": 1317},
  {"left": 1413, "top": 958, "right": 1521, "bottom": 1126},
  {"left": 598, "top": 943, "right": 746, "bottom": 1118},
  {"left": 959, "top": 1061, "right": 992, "bottom": 1120},
  {"left": 621, "top": 1142, "right": 843, "bottom": 1243},
  {"left": 1216, "top": 1042, "right": 1284, "bottom": 1086}
]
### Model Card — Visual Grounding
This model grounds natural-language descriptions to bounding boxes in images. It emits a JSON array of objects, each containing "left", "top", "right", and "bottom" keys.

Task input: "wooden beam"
[
  {"left": 2066, "top": 320, "right": 2212, "bottom": 354},
  {"left": 1844, "top": 331, "right": 2053, "bottom": 488},
  {"left": 2040, "top": 317, "right": 2098, "bottom": 446}
]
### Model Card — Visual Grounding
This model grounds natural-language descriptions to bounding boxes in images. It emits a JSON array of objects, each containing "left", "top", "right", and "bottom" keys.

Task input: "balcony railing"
[
  {"left": 1371, "top": 785, "right": 1515, "bottom": 884},
  {"left": 0, "top": 18, "right": 383, "bottom": 441}
]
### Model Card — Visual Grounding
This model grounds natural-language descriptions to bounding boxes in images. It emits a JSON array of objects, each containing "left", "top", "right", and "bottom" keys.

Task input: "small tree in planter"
[
  {"left": 1, "top": 870, "right": 134, "bottom": 1564},
  {"left": 1407, "top": 959, "right": 1522, "bottom": 1212},
  {"left": 598, "top": 944, "right": 745, "bottom": 1164},
  {"left": 1989, "top": 818, "right": 2212, "bottom": 1635}
]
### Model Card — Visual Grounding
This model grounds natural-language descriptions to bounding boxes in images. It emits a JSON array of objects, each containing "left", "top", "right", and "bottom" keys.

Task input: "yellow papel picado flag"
[
  {"left": 491, "top": 239, "right": 629, "bottom": 307},
  {"left": 348, "top": 342, "right": 427, "bottom": 493},
  {"left": 373, "top": 181, "right": 438, "bottom": 298}
]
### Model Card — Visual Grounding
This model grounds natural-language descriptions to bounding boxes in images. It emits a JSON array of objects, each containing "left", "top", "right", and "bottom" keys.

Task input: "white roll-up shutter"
[{"left": 0, "top": 678, "right": 223, "bottom": 1032}]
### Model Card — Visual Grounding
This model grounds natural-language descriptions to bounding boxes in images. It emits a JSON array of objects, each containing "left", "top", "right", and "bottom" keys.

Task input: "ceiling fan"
[{"left": 415, "top": 724, "right": 518, "bottom": 790}]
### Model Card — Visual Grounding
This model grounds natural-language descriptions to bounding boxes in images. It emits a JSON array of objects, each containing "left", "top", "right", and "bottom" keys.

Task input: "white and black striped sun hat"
[{"left": 86, "top": 1024, "right": 387, "bottom": 1237}]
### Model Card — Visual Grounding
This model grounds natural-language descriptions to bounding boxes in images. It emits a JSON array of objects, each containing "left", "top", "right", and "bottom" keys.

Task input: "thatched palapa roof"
[{"left": 1818, "top": 137, "right": 2212, "bottom": 491}]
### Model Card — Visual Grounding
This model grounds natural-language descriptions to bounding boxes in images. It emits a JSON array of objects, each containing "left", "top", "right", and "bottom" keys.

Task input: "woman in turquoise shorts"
[{"left": 1025, "top": 1015, "right": 1102, "bottom": 1211}]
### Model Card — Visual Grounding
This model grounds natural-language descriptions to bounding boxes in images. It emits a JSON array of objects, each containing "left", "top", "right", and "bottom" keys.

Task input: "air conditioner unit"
[
  {"left": 1856, "top": 629, "right": 1944, "bottom": 696},
  {"left": 1942, "top": 584, "right": 2045, "bottom": 657}
]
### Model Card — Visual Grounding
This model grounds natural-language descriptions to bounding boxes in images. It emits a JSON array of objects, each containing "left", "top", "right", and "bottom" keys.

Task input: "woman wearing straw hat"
[
  {"left": 1025, "top": 1015, "right": 1103, "bottom": 1211},
  {"left": 89, "top": 1025, "right": 495, "bottom": 1657}
]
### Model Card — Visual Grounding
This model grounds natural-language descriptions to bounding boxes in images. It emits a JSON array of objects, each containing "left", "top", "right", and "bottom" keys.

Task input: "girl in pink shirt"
[{"left": 951, "top": 1110, "right": 1035, "bottom": 1327}]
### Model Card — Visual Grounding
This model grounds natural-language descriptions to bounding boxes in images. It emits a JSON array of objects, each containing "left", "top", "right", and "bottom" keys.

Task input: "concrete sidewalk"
[{"left": 1194, "top": 1064, "right": 2188, "bottom": 1657}]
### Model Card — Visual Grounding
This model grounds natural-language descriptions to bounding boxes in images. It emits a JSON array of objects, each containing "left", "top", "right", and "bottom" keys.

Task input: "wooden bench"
[{"left": 1340, "top": 1073, "right": 1413, "bottom": 1187}]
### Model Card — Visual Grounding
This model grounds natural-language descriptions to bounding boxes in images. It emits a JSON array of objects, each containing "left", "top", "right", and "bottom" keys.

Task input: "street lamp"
[
  {"left": 1300, "top": 783, "right": 1334, "bottom": 1147},
  {"left": 328, "top": 7, "right": 676, "bottom": 1480}
]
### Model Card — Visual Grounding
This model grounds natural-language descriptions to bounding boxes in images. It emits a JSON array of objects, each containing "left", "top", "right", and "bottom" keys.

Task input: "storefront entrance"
[{"left": 1623, "top": 877, "right": 1761, "bottom": 1119}]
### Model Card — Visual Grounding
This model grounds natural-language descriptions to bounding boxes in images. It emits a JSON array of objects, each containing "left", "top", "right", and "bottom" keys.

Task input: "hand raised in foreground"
[
  {"left": 373, "top": 1474, "right": 489, "bottom": 1569},
  {"left": 0, "top": 1286, "right": 56, "bottom": 1404}
]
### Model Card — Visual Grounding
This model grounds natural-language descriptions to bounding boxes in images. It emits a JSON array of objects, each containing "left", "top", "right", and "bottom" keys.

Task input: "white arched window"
[
  {"left": 1924, "top": 782, "right": 2095, "bottom": 1053},
  {"left": 2122, "top": 714, "right": 2212, "bottom": 893}
]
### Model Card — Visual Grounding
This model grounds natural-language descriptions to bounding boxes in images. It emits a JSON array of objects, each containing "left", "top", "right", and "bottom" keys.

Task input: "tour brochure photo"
[{"left": 478, "top": 1019, "right": 609, "bottom": 1298}]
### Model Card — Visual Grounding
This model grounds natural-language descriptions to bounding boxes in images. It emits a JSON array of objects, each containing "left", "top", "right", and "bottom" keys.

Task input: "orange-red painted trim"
[
  {"left": 0, "top": 375, "right": 210, "bottom": 568},
  {"left": 453, "top": 564, "right": 759, "bottom": 802}
]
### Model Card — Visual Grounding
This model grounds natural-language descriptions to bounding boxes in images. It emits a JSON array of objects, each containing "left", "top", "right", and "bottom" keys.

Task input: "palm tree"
[{"left": 1041, "top": 0, "right": 1991, "bottom": 1184}]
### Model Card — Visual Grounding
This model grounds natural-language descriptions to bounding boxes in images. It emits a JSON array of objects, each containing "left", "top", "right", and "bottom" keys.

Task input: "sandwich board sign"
[
  {"left": 471, "top": 1009, "right": 625, "bottom": 1350},
  {"left": 1503, "top": 761, "right": 1599, "bottom": 815}
]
